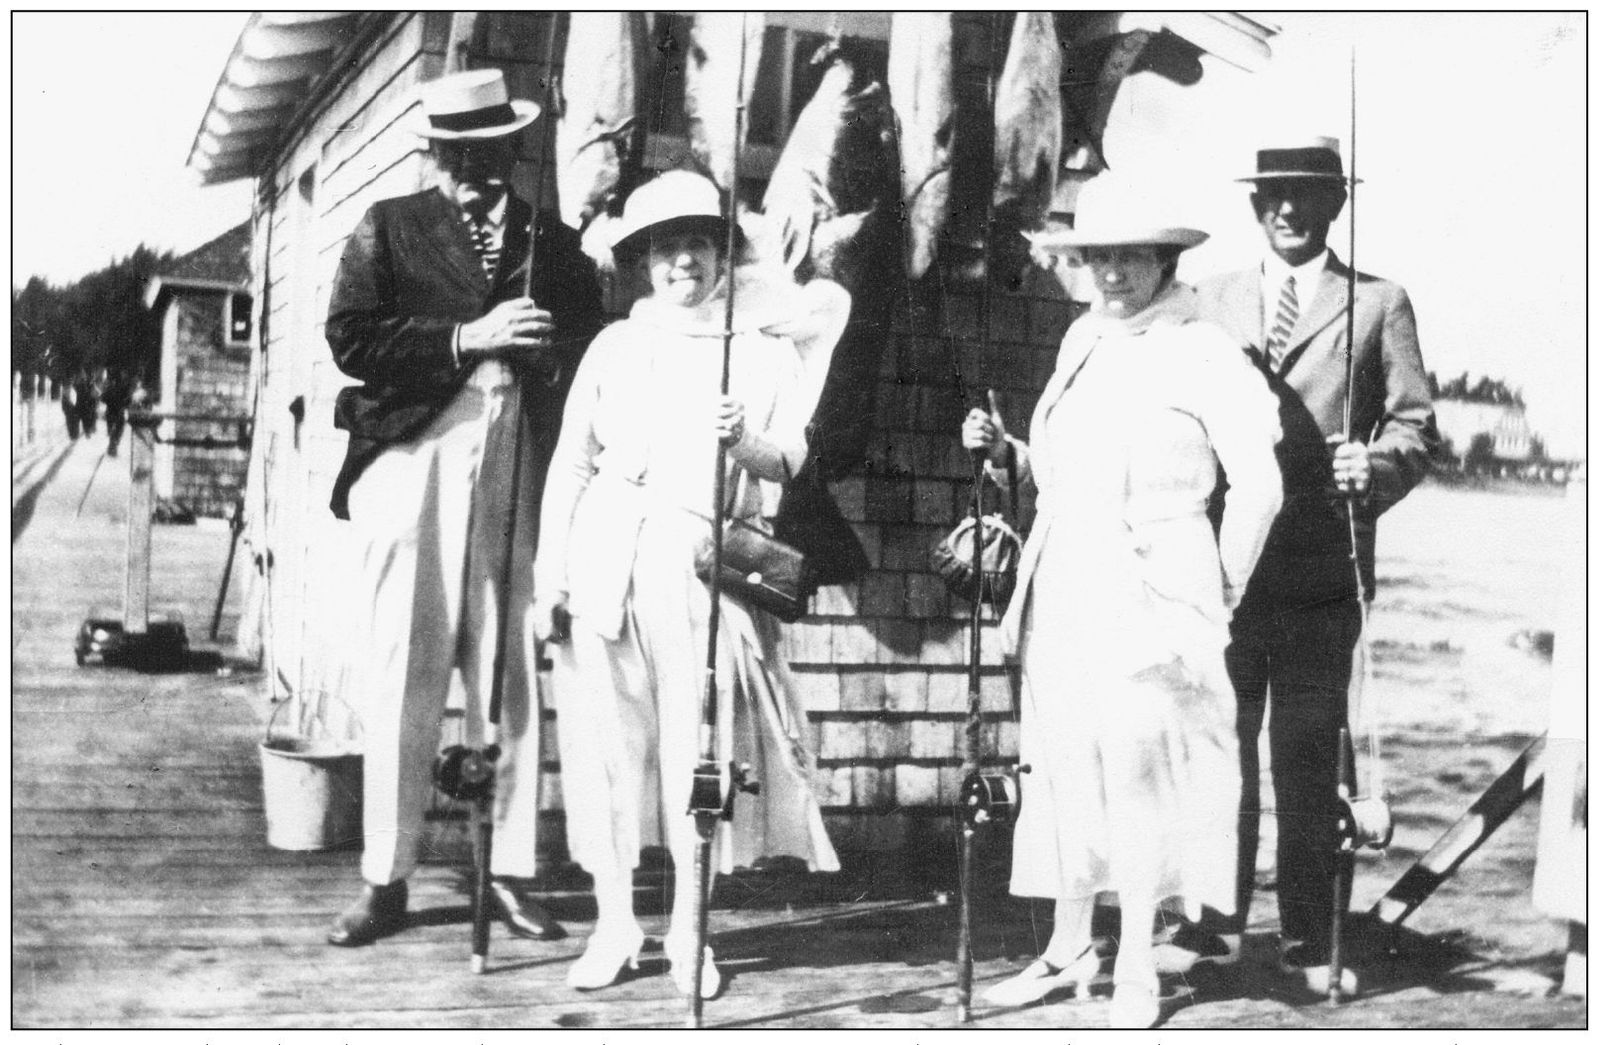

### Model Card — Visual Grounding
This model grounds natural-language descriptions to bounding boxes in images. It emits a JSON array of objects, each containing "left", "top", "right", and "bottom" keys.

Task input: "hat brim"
[
  {"left": 1027, "top": 226, "right": 1209, "bottom": 253},
  {"left": 1236, "top": 171, "right": 1362, "bottom": 184},
  {"left": 414, "top": 99, "right": 540, "bottom": 140},
  {"left": 612, "top": 214, "right": 734, "bottom": 264}
]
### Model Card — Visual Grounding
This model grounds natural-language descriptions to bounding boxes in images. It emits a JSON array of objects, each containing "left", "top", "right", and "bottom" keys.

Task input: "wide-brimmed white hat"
[
  {"left": 1027, "top": 223, "right": 1209, "bottom": 254},
  {"left": 610, "top": 170, "right": 737, "bottom": 263},
  {"left": 413, "top": 69, "right": 539, "bottom": 140}
]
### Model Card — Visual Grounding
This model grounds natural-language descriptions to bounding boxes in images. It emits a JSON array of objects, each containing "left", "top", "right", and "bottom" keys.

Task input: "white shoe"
[
  {"left": 567, "top": 923, "right": 645, "bottom": 991},
  {"left": 982, "top": 947, "right": 1102, "bottom": 1008},
  {"left": 664, "top": 934, "right": 723, "bottom": 1000},
  {"left": 1279, "top": 953, "right": 1359, "bottom": 998},
  {"left": 1109, "top": 979, "right": 1162, "bottom": 1029}
]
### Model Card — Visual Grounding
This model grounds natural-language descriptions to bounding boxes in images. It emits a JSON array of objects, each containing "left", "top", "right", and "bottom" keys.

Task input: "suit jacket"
[
  {"left": 1197, "top": 250, "right": 1437, "bottom": 608},
  {"left": 325, "top": 187, "right": 604, "bottom": 518}
]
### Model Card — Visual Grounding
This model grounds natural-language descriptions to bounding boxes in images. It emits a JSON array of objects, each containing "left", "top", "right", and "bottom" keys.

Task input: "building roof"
[
  {"left": 145, "top": 221, "right": 252, "bottom": 308},
  {"left": 166, "top": 221, "right": 253, "bottom": 284},
  {"left": 186, "top": 12, "right": 367, "bottom": 185}
]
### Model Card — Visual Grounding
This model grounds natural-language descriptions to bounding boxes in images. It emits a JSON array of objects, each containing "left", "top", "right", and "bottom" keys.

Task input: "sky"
[
  {"left": 5, "top": 10, "right": 1590, "bottom": 454},
  {"left": 8, "top": 12, "right": 253, "bottom": 284}
]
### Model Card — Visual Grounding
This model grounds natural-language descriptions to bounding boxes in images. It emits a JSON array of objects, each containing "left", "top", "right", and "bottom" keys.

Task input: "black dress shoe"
[
  {"left": 327, "top": 880, "right": 409, "bottom": 946},
  {"left": 489, "top": 878, "right": 567, "bottom": 940}
]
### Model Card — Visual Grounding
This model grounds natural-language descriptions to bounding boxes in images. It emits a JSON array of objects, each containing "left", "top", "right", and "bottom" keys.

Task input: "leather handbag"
[
  {"left": 931, "top": 510, "right": 1022, "bottom": 607},
  {"left": 695, "top": 518, "right": 811, "bottom": 623}
]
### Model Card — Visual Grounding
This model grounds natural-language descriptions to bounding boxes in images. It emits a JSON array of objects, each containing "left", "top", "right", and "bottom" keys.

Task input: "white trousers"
[{"left": 347, "top": 365, "right": 542, "bottom": 885}]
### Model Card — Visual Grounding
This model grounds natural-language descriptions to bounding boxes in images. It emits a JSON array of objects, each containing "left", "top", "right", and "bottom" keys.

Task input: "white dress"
[
  {"left": 535, "top": 293, "right": 841, "bottom": 880},
  {"left": 999, "top": 283, "right": 1282, "bottom": 915}
]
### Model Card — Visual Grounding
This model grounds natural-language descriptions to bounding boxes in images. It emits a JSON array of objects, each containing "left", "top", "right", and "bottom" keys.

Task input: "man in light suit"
[
  {"left": 324, "top": 69, "right": 603, "bottom": 946},
  {"left": 1195, "top": 137, "right": 1437, "bottom": 993}
]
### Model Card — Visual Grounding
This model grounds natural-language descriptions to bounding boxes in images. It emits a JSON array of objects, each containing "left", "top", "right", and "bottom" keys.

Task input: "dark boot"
[
  {"left": 327, "top": 880, "right": 409, "bottom": 946},
  {"left": 489, "top": 877, "right": 567, "bottom": 940}
]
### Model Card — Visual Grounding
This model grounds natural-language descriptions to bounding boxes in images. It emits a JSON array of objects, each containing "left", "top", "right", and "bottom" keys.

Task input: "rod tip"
[{"left": 470, "top": 955, "right": 487, "bottom": 975}]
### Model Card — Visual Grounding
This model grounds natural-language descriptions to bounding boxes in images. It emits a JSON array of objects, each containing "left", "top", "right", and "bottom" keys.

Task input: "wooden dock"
[{"left": 10, "top": 439, "right": 1587, "bottom": 1030}]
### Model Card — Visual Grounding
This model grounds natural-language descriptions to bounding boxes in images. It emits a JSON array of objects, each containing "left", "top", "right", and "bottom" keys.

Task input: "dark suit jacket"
[
  {"left": 325, "top": 188, "right": 604, "bottom": 518},
  {"left": 1197, "top": 251, "right": 1437, "bottom": 608}
]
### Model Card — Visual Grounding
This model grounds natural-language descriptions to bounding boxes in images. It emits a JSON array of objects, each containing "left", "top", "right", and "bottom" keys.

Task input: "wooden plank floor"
[{"left": 11, "top": 439, "right": 1588, "bottom": 1030}]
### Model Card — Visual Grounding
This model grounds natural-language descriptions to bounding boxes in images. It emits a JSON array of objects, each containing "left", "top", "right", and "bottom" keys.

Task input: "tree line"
[
  {"left": 1427, "top": 370, "right": 1525, "bottom": 408},
  {"left": 11, "top": 245, "right": 173, "bottom": 398}
]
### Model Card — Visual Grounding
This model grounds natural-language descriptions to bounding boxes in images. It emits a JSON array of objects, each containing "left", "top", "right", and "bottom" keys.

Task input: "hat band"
[
  {"left": 428, "top": 102, "right": 519, "bottom": 133},
  {"left": 1256, "top": 147, "right": 1344, "bottom": 177}
]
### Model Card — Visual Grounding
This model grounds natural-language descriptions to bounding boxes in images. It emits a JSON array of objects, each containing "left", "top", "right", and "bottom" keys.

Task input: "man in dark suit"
[
  {"left": 324, "top": 69, "right": 604, "bottom": 946},
  {"left": 1196, "top": 137, "right": 1437, "bottom": 993}
]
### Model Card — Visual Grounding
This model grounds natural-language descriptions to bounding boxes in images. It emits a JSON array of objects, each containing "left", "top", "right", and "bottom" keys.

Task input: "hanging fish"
[
  {"left": 888, "top": 12, "right": 954, "bottom": 280},
  {"left": 758, "top": 39, "right": 901, "bottom": 488},
  {"left": 685, "top": 11, "right": 764, "bottom": 193},
  {"left": 444, "top": 11, "right": 482, "bottom": 73},
  {"left": 759, "top": 41, "right": 899, "bottom": 289},
  {"left": 556, "top": 12, "right": 648, "bottom": 268},
  {"left": 991, "top": 12, "right": 1063, "bottom": 286}
]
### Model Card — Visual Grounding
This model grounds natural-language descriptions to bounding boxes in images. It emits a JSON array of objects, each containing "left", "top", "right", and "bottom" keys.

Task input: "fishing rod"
[
  {"left": 432, "top": 11, "right": 564, "bottom": 976},
  {"left": 1328, "top": 44, "right": 1394, "bottom": 1006},
  {"left": 954, "top": 15, "right": 1030, "bottom": 1024},
  {"left": 686, "top": 14, "right": 755, "bottom": 1027}
]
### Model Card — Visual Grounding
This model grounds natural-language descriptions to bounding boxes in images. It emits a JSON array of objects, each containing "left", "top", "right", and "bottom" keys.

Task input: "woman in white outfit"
[
  {"left": 963, "top": 211, "right": 1282, "bottom": 1028},
  {"left": 534, "top": 171, "right": 840, "bottom": 999}
]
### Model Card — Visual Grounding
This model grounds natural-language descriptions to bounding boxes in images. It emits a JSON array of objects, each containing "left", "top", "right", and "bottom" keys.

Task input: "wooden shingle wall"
[{"left": 170, "top": 292, "right": 251, "bottom": 518}]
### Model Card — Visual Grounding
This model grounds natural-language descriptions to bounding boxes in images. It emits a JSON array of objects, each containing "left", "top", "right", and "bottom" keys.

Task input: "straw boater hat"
[
  {"left": 413, "top": 69, "right": 539, "bottom": 139},
  {"left": 610, "top": 170, "right": 738, "bottom": 264},
  {"left": 1236, "top": 136, "right": 1362, "bottom": 184}
]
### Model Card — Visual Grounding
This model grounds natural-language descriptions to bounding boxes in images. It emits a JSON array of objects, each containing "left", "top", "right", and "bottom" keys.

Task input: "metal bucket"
[{"left": 259, "top": 736, "right": 364, "bottom": 851}]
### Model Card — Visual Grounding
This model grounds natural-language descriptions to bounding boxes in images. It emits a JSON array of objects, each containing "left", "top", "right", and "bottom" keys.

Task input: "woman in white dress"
[
  {"left": 534, "top": 171, "right": 840, "bottom": 999},
  {"left": 962, "top": 213, "right": 1283, "bottom": 1027}
]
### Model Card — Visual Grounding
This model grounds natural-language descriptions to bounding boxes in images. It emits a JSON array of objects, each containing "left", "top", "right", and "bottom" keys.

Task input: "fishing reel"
[
  {"left": 1335, "top": 789, "right": 1395, "bottom": 852},
  {"left": 688, "top": 759, "right": 759, "bottom": 821},
  {"left": 434, "top": 744, "right": 500, "bottom": 804},
  {"left": 957, "top": 764, "right": 1031, "bottom": 827}
]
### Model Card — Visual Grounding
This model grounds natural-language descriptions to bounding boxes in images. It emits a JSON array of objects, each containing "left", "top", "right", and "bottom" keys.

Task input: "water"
[{"left": 1369, "top": 482, "right": 1574, "bottom": 739}]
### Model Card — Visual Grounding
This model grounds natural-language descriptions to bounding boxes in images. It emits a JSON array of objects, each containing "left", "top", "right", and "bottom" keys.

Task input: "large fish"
[
  {"left": 756, "top": 39, "right": 901, "bottom": 587},
  {"left": 555, "top": 12, "right": 648, "bottom": 271},
  {"left": 991, "top": 12, "right": 1063, "bottom": 286},
  {"left": 888, "top": 12, "right": 954, "bottom": 280},
  {"left": 684, "top": 12, "right": 764, "bottom": 192}
]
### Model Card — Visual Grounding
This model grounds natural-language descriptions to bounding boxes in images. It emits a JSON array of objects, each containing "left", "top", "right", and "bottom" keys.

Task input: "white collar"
[{"left": 1261, "top": 248, "right": 1331, "bottom": 320}]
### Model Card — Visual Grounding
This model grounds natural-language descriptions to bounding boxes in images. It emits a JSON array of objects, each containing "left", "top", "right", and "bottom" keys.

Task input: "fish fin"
[{"left": 583, "top": 114, "right": 639, "bottom": 151}]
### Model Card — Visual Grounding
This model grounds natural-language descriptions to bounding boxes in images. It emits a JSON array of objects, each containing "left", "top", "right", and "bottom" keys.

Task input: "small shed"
[{"left": 144, "top": 220, "right": 254, "bottom": 519}]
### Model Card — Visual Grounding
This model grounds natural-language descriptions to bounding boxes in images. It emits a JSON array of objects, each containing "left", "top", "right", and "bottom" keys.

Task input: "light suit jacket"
[{"left": 1197, "top": 252, "right": 1437, "bottom": 607}]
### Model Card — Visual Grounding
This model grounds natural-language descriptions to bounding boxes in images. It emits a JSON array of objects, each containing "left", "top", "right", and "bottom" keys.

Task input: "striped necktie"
[
  {"left": 1265, "top": 274, "right": 1300, "bottom": 367},
  {"left": 464, "top": 215, "right": 501, "bottom": 281}
]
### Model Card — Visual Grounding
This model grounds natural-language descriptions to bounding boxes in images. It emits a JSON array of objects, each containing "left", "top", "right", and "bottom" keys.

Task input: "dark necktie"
[
  {"left": 465, "top": 214, "right": 501, "bottom": 281},
  {"left": 1265, "top": 274, "right": 1300, "bottom": 367}
]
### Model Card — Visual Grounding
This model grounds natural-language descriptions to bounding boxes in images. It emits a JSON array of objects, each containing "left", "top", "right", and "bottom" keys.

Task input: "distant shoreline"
[{"left": 1425, "top": 471, "right": 1573, "bottom": 497}]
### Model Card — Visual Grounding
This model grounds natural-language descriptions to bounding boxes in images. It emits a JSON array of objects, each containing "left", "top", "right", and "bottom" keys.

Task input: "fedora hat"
[
  {"left": 610, "top": 170, "right": 736, "bottom": 264},
  {"left": 413, "top": 69, "right": 539, "bottom": 140},
  {"left": 1236, "top": 136, "right": 1362, "bottom": 183}
]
